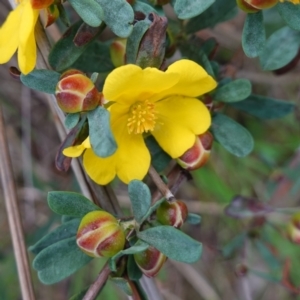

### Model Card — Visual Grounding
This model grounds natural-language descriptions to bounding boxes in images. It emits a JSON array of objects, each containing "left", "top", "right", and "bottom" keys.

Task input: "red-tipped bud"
[
  {"left": 236, "top": 0, "right": 260, "bottom": 12},
  {"left": 110, "top": 38, "right": 127, "bottom": 68},
  {"left": 76, "top": 211, "right": 126, "bottom": 258},
  {"left": 55, "top": 70, "right": 101, "bottom": 113},
  {"left": 156, "top": 200, "right": 188, "bottom": 228},
  {"left": 287, "top": 212, "right": 300, "bottom": 244},
  {"left": 177, "top": 131, "right": 213, "bottom": 171},
  {"left": 44, "top": 4, "right": 59, "bottom": 28},
  {"left": 31, "top": 0, "right": 54, "bottom": 9},
  {"left": 134, "top": 246, "right": 167, "bottom": 277},
  {"left": 236, "top": 0, "right": 278, "bottom": 12}
]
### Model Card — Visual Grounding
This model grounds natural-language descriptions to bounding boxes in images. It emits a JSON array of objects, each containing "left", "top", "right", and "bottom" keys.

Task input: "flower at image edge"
[
  {"left": 63, "top": 59, "right": 217, "bottom": 185},
  {"left": 0, "top": 0, "right": 53, "bottom": 74},
  {"left": 279, "top": 0, "right": 300, "bottom": 3}
]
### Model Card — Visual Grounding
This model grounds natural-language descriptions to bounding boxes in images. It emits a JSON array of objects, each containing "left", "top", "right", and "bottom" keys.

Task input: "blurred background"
[{"left": 0, "top": 1, "right": 300, "bottom": 299}]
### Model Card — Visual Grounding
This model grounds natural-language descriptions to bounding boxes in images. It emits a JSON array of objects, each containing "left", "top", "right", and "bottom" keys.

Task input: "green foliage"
[
  {"left": 128, "top": 180, "right": 152, "bottom": 224},
  {"left": 68, "top": 0, "right": 103, "bottom": 27},
  {"left": 127, "top": 255, "right": 143, "bottom": 281},
  {"left": 33, "top": 237, "right": 92, "bottom": 284},
  {"left": 259, "top": 26, "right": 300, "bottom": 71},
  {"left": 172, "top": 0, "right": 215, "bottom": 19},
  {"left": 222, "top": 233, "right": 247, "bottom": 258},
  {"left": 213, "top": 79, "right": 252, "bottom": 102},
  {"left": 242, "top": 12, "right": 265, "bottom": 58},
  {"left": 20, "top": 70, "right": 60, "bottom": 94},
  {"left": 64, "top": 113, "right": 80, "bottom": 130},
  {"left": 87, "top": 106, "right": 117, "bottom": 158},
  {"left": 137, "top": 226, "right": 202, "bottom": 263},
  {"left": 29, "top": 219, "right": 80, "bottom": 255},
  {"left": 186, "top": 213, "right": 202, "bottom": 225},
  {"left": 211, "top": 113, "right": 254, "bottom": 157},
  {"left": 47, "top": 191, "right": 100, "bottom": 218},
  {"left": 94, "top": 0, "right": 134, "bottom": 38},
  {"left": 277, "top": 2, "right": 300, "bottom": 31},
  {"left": 230, "top": 94, "right": 295, "bottom": 119},
  {"left": 186, "top": 0, "right": 236, "bottom": 33},
  {"left": 109, "top": 277, "right": 133, "bottom": 296}
]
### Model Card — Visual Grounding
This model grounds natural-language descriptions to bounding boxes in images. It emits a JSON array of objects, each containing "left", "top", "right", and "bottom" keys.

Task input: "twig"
[
  {"left": 148, "top": 165, "right": 175, "bottom": 202},
  {"left": 0, "top": 106, "right": 36, "bottom": 300},
  {"left": 82, "top": 262, "right": 111, "bottom": 300}
]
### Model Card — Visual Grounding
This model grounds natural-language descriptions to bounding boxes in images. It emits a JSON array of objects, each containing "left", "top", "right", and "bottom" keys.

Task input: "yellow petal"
[
  {"left": 63, "top": 144, "right": 86, "bottom": 157},
  {"left": 18, "top": 3, "right": 39, "bottom": 74},
  {"left": 152, "top": 96, "right": 211, "bottom": 158},
  {"left": 0, "top": 5, "right": 22, "bottom": 63},
  {"left": 103, "top": 64, "right": 178, "bottom": 105},
  {"left": 150, "top": 59, "right": 217, "bottom": 102}
]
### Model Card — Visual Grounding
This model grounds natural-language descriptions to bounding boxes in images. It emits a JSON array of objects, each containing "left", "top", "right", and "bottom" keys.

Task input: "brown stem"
[
  {"left": 0, "top": 107, "right": 36, "bottom": 300},
  {"left": 82, "top": 262, "right": 111, "bottom": 300}
]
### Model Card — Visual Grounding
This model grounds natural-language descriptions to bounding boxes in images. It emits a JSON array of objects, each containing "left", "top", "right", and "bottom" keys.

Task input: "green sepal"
[
  {"left": 47, "top": 191, "right": 101, "bottom": 218},
  {"left": 33, "top": 237, "right": 92, "bottom": 284},
  {"left": 87, "top": 106, "right": 117, "bottom": 158},
  {"left": 259, "top": 26, "right": 300, "bottom": 71},
  {"left": 109, "top": 241, "right": 149, "bottom": 272},
  {"left": 20, "top": 69, "right": 60, "bottom": 94},
  {"left": 95, "top": 0, "right": 134, "bottom": 38},
  {"left": 68, "top": 0, "right": 103, "bottom": 27},
  {"left": 127, "top": 255, "right": 143, "bottom": 281},
  {"left": 137, "top": 226, "right": 202, "bottom": 263},
  {"left": 172, "top": 0, "right": 215, "bottom": 20},
  {"left": 109, "top": 277, "right": 133, "bottom": 296},
  {"left": 242, "top": 11, "right": 265, "bottom": 58},
  {"left": 64, "top": 113, "right": 80, "bottom": 130},
  {"left": 29, "top": 219, "right": 80, "bottom": 255},
  {"left": 186, "top": 213, "right": 201, "bottom": 225},
  {"left": 230, "top": 94, "right": 295, "bottom": 119},
  {"left": 128, "top": 180, "right": 152, "bottom": 224},
  {"left": 211, "top": 113, "right": 254, "bottom": 157},
  {"left": 213, "top": 79, "right": 252, "bottom": 103}
]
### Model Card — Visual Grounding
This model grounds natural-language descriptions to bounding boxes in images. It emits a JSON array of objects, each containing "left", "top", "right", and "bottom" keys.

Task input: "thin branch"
[
  {"left": 0, "top": 106, "right": 36, "bottom": 300},
  {"left": 82, "top": 262, "right": 111, "bottom": 300}
]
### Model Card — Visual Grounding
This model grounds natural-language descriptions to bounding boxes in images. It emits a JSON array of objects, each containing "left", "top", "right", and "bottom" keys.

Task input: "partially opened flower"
[
  {"left": 64, "top": 59, "right": 217, "bottom": 184},
  {"left": 0, "top": 0, "right": 53, "bottom": 74}
]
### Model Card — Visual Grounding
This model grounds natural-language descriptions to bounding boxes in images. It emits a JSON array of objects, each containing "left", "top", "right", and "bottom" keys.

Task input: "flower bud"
[
  {"left": 44, "top": 4, "right": 59, "bottom": 28},
  {"left": 236, "top": 0, "right": 278, "bottom": 11},
  {"left": 76, "top": 211, "right": 126, "bottom": 258},
  {"left": 177, "top": 131, "right": 213, "bottom": 171},
  {"left": 236, "top": 0, "right": 260, "bottom": 12},
  {"left": 31, "top": 0, "right": 54, "bottom": 9},
  {"left": 55, "top": 70, "right": 101, "bottom": 113},
  {"left": 134, "top": 246, "right": 167, "bottom": 277},
  {"left": 110, "top": 38, "right": 127, "bottom": 68},
  {"left": 156, "top": 200, "right": 188, "bottom": 228},
  {"left": 287, "top": 212, "right": 300, "bottom": 244}
]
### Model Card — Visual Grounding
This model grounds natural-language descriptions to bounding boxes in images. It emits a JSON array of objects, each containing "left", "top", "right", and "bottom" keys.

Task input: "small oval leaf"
[
  {"left": 277, "top": 2, "right": 300, "bottom": 31},
  {"left": 172, "top": 0, "right": 215, "bottom": 19}
]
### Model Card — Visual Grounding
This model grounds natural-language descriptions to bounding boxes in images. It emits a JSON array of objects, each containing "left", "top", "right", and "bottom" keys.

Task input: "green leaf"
[
  {"left": 109, "top": 241, "right": 149, "bottom": 272},
  {"left": 172, "top": 0, "right": 215, "bottom": 19},
  {"left": 259, "top": 26, "right": 300, "bottom": 71},
  {"left": 137, "top": 226, "right": 202, "bottom": 263},
  {"left": 127, "top": 255, "right": 143, "bottom": 281},
  {"left": 222, "top": 233, "right": 247, "bottom": 258},
  {"left": 110, "top": 277, "right": 133, "bottom": 296},
  {"left": 128, "top": 180, "right": 152, "bottom": 224},
  {"left": 87, "top": 106, "right": 117, "bottom": 158},
  {"left": 20, "top": 70, "right": 60, "bottom": 94},
  {"left": 95, "top": 0, "right": 134, "bottom": 38},
  {"left": 29, "top": 219, "right": 80, "bottom": 255},
  {"left": 242, "top": 11, "right": 265, "bottom": 58},
  {"left": 145, "top": 136, "right": 171, "bottom": 173},
  {"left": 211, "top": 113, "right": 254, "bottom": 157},
  {"left": 186, "top": 0, "right": 236, "bottom": 34},
  {"left": 72, "top": 41, "right": 114, "bottom": 73},
  {"left": 49, "top": 21, "right": 101, "bottom": 72},
  {"left": 213, "top": 79, "right": 252, "bottom": 103},
  {"left": 126, "top": 19, "right": 152, "bottom": 65},
  {"left": 47, "top": 191, "right": 100, "bottom": 218},
  {"left": 64, "top": 113, "right": 80, "bottom": 130},
  {"left": 186, "top": 213, "right": 201, "bottom": 225},
  {"left": 33, "top": 237, "right": 92, "bottom": 284},
  {"left": 277, "top": 2, "right": 300, "bottom": 31},
  {"left": 68, "top": 0, "right": 103, "bottom": 27},
  {"left": 230, "top": 94, "right": 295, "bottom": 119},
  {"left": 133, "top": 1, "right": 158, "bottom": 14}
]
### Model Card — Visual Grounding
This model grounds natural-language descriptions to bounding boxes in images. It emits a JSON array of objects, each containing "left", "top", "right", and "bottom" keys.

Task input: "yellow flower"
[
  {"left": 279, "top": 0, "right": 300, "bottom": 3},
  {"left": 0, "top": 0, "right": 53, "bottom": 74},
  {"left": 64, "top": 59, "right": 217, "bottom": 184}
]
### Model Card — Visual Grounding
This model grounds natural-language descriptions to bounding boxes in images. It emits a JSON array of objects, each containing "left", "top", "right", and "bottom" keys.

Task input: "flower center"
[{"left": 127, "top": 100, "right": 156, "bottom": 134}]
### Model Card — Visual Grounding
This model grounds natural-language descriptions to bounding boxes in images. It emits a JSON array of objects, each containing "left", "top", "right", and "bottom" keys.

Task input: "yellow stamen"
[{"left": 127, "top": 100, "right": 156, "bottom": 134}]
